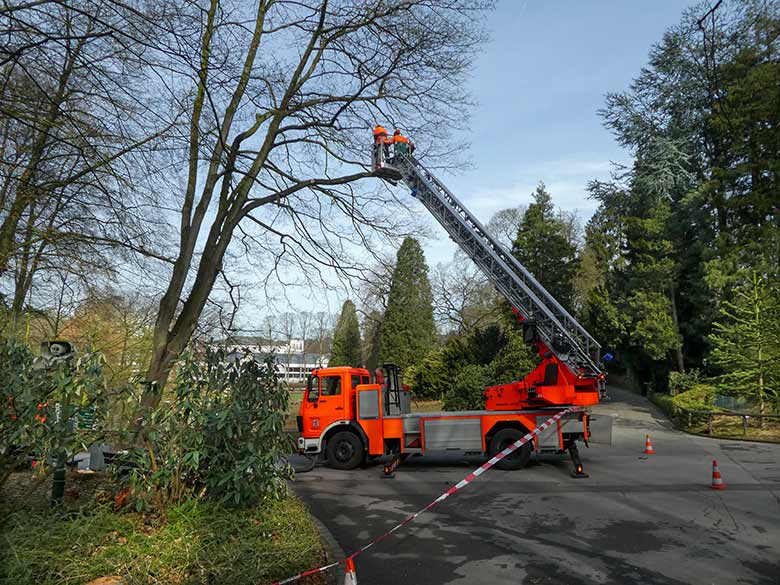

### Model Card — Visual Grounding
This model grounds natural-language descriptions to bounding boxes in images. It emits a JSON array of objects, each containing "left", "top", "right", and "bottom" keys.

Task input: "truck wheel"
[
  {"left": 489, "top": 428, "right": 532, "bottom": 470},
  {"left": 326, "top": 431, "right": 364, "bottom": 470}
]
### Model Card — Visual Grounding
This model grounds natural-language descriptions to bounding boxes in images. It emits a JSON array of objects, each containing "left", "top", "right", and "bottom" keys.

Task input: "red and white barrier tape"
[{"left": 272, "top": 407, "right": 577, "bottom": 585}]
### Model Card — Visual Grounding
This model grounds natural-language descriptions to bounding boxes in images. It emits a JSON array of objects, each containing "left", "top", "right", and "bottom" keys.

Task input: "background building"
[{"left": 218, "top": 336, "right": 328, "bottom": 383}]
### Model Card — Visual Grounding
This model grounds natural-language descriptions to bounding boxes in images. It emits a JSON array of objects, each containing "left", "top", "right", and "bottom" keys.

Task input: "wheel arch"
[
  {"left": 484, "top": 420, "right": 531, "bottom": 449},
  {"left": 322, "top": 421, "right": 368, "bottom": 453}
]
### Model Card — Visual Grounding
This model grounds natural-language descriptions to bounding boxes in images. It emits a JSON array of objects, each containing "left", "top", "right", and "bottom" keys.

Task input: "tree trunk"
[
  {"left": 669, "top": 283, "right": 685, "bottom": 374},
  {"left": 142, "top": 215, "right": 236, "bottom": 410}
]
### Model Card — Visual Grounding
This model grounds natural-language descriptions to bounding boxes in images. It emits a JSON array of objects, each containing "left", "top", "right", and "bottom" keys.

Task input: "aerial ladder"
[{"left": 373, "top": 147, "right": 606, "bottom": 409}]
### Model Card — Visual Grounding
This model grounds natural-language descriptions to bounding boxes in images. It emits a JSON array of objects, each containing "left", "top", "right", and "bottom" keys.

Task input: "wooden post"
[
  {"left": 707, "top": 413, "right": 713, "bottom": 435},
  {"left": 742, "top": 415, "right": 748, "bottom": 435},
  {"left": 688, "top": 411, "right": 692, "bottom": 428}
]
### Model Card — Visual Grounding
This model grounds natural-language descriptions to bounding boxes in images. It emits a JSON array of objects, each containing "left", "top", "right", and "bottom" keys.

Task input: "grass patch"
[
  {"left": 686, "top": 414, "right": 780, "bottom": 441},
  {"left": 412, "top": 399, "right": 443, "bottom": 413},
  {"left": 0, "top": 496, "right": 325, "bottom": 585}
]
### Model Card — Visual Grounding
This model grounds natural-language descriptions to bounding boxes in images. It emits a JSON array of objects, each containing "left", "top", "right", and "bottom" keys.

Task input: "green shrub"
[
  {"left": 649, "top": 392, "right": 675, "bottom": 418},
  {"left": 671, "top": 383, "right": 718, "bottom": 411},
  {"left": 407, "top": 349, "right": 451, "bottom": 400},
  {"left": 668, "top": 369, "right": 702, "bottom": 395},
  {"left": 488, "top": 329, "right": 538, "bottom": 384},
  {"left": 129, "top": 348, "right": 290, "bottom": 509},
  {"left": 0, "top": 340, "right": 112, "bottom": 491},
  {"left": 442, "top": 364, "right": 491, "bottom": 411}
]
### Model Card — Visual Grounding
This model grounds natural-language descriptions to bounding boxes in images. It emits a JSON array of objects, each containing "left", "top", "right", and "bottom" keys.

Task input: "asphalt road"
[{"left": 292, "top": 388, "right": 780, "bottom": 585}]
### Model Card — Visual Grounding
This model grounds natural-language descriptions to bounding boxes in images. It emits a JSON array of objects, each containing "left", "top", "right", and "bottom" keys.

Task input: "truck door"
[{"left": 302, "top": 373, "right": 346, "bottom": 435}]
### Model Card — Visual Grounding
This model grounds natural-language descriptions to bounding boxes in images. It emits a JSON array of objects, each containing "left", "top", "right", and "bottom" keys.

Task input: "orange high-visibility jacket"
[
  {"left": 374, "top": 125, "right": 389, "bottom": 144},
  {"left": 392, "top": 134, "right": 410, "bottom": 144}
]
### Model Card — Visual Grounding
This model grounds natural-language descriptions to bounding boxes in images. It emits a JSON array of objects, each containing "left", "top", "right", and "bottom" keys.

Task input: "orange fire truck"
[{"left": 297, "top": 146, "right": 612, "bottom": 475}]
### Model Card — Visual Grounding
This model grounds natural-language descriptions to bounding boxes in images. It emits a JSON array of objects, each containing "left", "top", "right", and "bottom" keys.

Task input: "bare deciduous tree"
[
  {"left": 0, "top": 1, "right": 175, "bottom": 330},
  {"left": 432, "top": 252, "right": 501, "bottom": 335},
  {"left": 298, "top": 310, "right": 313, "bottom": 354},
  {"left": 313, "top": 310, "right": 333, "bottom": 365},
  {"left": 139, "top": 0, "right": 493, "bottom": 408}
]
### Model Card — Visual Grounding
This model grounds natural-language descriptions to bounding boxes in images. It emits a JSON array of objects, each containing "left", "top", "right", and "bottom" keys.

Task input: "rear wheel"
[
  {"left": 489, "top": 428, "right": 532, "bottom": 470},
  {"left": 326, "top": 431, "right": 364, "bottom": 470}
]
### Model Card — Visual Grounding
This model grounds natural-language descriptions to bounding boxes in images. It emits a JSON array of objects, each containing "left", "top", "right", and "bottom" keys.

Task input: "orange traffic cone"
[
  {"left": 710, "top": 459, "right": 726, "bottom": 490},
  {"left": 643, "top": 434, "right": 656, "bottom": 455},
  {"left": 344, "top": 557, "right": 358, "bottom": 585}
]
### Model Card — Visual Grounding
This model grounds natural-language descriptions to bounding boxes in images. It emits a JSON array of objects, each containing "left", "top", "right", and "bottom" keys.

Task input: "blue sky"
[
  {"left": 421, "top": 0, "right": 700, "bottom": 266},
  {"left": 235, "top": 1, "right": 702, "bottom": 326}
]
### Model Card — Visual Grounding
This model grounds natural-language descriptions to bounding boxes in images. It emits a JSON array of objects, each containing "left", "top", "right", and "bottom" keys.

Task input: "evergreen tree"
[
  {"left": 709, "top": 272, "right": 780, "bottom": 417},
  {"left": 361, "top": 310, "right": 382, "bottom": 372},
  {"left": 584, "top": 157, "right": 684, "bottom": 385},
  {"left": 379, "top": 237, "right": 436, "bottom": 370},
  {"left": 594, "top": 3, "right": 780, "bottom": 383},
  {"left": 329, "top": 300, "right": 362, "bottom": 367},
  {"left": 511, "top": 183, "right": 580, "bottom": 311}
]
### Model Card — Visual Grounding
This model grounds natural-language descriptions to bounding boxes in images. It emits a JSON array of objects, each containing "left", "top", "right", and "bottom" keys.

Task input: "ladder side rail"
[
  {"left": 395, "top": 155, "right": 601, "bottom": 368},
  {"left": 406, "top": 155, "right": 598, "bottom": 353},
  {"left": 408, "top": 170, "right": 574, "bottom": 349},
  {"left": 432, "top": 174, "right": 598, "bottom": 357},
  {"left": 413, "top": 181, "right": 601, "bottom": 377},
  {"left": 402, "top": 162, "right": 601, "bottom": 376}
]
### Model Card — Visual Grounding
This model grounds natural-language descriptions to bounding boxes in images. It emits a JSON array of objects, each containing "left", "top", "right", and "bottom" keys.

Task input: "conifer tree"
[
  {"left": 709, "top": 272, "right": 780, "bottom": 418},
  {"left": 379, "top": 237, "right": 436, "bottom": 370},
  {"left": 329, "top": 300, "right": 362, "bottom": 367},
  {"left": 361, "top": 310, "right": 383, "bottom": 372},
  {"left": 511, "top": 183, "right": 580, "bottom": 311}
]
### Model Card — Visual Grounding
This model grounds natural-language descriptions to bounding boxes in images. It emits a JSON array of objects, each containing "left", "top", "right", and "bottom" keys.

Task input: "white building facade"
[{"left": 219, "top": 337, "right": 328, "bottom": 383}]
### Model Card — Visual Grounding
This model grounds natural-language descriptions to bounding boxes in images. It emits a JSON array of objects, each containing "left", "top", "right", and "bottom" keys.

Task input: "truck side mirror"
[{"left": 306, "top": 374, "right": 319, "bottom": 402}]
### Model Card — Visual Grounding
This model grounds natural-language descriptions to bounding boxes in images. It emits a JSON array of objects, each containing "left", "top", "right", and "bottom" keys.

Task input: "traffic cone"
[
  {"left": 710, "top": 459, "right": 726, "bottom": 490},
  {"left": 643, "top": 434, "right": 656, "bottom": 455},
  {"left": 344, "top": 557, "right": 358, "bottom": 585}
]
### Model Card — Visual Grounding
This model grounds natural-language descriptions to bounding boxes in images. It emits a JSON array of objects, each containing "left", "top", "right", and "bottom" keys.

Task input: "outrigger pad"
[{"left": 571, "top": 466, "right": 590, "bottom": 479}]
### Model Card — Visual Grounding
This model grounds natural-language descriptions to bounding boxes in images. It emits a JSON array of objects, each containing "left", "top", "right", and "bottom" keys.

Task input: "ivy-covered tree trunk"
[{"left": 669, "top": 283, "right": 685, "bottom": 373}]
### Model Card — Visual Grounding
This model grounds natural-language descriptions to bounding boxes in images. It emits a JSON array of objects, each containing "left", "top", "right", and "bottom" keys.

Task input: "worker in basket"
[
  {"left": 392, "top": 128, "right": 415, "bottom": 156},
  {"left": 373, "top": 124, "right": 391, "bottom": 168}
]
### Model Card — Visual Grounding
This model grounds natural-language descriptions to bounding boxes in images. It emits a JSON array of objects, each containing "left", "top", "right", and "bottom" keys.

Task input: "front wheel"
[
  {"left": 326, "top": 431, "right": 364, "bottom": 470},
  {"left": 489, "top": 428, "right": 532, "bottom": 470}
]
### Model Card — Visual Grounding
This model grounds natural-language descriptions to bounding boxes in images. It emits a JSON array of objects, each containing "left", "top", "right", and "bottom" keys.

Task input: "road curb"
[{"left": 308, "top": 510, "right": 346, "bottom": 585}]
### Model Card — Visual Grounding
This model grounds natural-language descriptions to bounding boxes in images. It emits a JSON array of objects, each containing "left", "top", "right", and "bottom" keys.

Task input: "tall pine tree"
[
  {"left": 709, "top": 272, "right": 780, "bottom": 417},
  {"left": 329, "top": 300, "right": 362, "bottom": 367},
  {"left": 379, "top": 237, "right": 436, "bottom": 370},
  {"left": 511, "top": 183, "right": 580, "bottom": 311}
]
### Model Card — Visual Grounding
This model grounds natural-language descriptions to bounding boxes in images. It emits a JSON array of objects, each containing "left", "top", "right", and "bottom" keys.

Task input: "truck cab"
[
  {"left": 297, "top": 364, "right": 412, "bottom": 468},
  {"left": 297, "top": 366, "right": 371, "bottom": 466}
]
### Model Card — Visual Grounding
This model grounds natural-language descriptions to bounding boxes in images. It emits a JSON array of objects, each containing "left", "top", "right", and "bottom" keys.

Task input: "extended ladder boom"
[{"left": 385, "top": 153, "right": 603, "bottom": 382}]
